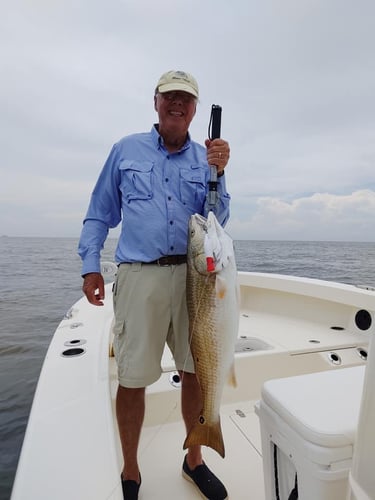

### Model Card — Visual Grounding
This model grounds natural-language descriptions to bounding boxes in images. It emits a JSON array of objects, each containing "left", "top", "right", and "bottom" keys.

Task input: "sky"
[{"left": 1, "top": 0, "right": 374, "bottom": 241}]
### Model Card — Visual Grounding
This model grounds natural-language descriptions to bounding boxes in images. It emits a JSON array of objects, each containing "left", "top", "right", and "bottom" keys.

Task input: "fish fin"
[
  {"left": 109, "top": 343, "right": 115, "bottom": 357},
  {"left": 183, "top": 419, "right": 225, "bottom": 458},
  {"left": 228, "top": 362, "right": 237, "bottom": 388},
  {"left": 215, "top": 275, "right": 227, "bottom": 300}
]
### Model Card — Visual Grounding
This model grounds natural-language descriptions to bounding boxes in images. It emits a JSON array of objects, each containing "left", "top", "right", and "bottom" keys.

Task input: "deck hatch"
[{"left": 235, "top": 336, "right": 272, "bottom": 352}]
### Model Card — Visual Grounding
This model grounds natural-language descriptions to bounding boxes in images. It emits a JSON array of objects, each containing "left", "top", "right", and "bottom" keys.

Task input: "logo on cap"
[{"left": 156, "top": 70, "right": 199, "bottom": 98}]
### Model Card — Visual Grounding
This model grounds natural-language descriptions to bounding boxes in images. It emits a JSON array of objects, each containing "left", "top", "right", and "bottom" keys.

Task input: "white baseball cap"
[{"left": 155, "top": 70, "right": 199, "bottom": 98}]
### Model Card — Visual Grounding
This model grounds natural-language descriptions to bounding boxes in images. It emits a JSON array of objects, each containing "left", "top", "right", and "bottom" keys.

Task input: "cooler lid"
[{"left": 261, "top": 366, "right": 365, "bottom": 448}]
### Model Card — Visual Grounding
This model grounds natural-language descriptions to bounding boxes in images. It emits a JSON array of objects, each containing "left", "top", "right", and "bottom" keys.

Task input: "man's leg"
[{"left": 116, "top": 385, "right": 145, "bottom": 482}]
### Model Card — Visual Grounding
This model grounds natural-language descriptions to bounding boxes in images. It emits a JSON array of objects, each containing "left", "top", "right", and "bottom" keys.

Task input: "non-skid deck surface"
[{"left": 138, "top": 400, "right": 265, "bottom": 499}]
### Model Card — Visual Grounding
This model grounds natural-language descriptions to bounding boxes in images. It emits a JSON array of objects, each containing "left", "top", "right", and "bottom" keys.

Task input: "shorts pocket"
[{"left": 112, "top": 319, "right": 125, "bottom": 337}]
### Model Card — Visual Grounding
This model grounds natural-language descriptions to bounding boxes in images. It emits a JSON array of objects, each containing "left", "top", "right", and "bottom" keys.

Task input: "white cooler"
[{"left": 257, "top": 366, "right": 365, "bottom": 500}]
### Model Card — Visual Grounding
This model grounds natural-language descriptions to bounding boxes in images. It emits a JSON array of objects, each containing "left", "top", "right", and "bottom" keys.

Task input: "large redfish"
[{"left": 183, "top": 212, "right": 239, "bottom": 458}]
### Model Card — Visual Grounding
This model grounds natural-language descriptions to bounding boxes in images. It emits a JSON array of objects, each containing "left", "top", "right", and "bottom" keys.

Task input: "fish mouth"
[
  {"left": 189, "top": 213, "right": 207, "bottom": 232},
  {"left": 191, "top": 213, "right": 207, "bottom": 225}
]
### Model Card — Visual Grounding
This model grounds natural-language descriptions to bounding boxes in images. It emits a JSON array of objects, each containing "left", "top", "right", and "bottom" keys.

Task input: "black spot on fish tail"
[{"left": 183, "top": 419, "right": 225, "bottom": 458}]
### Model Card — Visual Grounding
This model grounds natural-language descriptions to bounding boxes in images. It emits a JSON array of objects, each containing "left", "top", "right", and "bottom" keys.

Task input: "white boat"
[{"left": 10, "top": 269, "right": 375, "bottom": 500}]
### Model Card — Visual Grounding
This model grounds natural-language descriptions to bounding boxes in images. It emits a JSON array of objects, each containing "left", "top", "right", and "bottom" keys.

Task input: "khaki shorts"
[{"left": 112, "top": 263, "right": 195, "bottom": 388}]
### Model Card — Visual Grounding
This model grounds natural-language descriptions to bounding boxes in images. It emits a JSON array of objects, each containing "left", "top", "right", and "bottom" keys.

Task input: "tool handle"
[
  {"left": 209, "top": 104, "right": 222, "bottom": 140},
  {"left": 207, "top": 105, "right": 222, "bottom": 207}
]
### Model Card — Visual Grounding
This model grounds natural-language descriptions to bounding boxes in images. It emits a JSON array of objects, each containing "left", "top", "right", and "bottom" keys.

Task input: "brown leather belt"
[{"left": 146, "top": 255, "right": 187, "bottom": 266}]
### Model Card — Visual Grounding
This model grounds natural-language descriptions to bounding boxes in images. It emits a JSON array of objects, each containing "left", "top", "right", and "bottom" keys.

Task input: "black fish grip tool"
[{"left": 207, "top": 104, "right": 222, "bottom": 208}]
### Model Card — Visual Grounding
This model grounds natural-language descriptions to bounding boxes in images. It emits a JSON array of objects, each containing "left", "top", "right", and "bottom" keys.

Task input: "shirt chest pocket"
[
  {"left": 119, "top": 160, "right": 153, "bottom": 201},
  {"left": 179, "top": 166, "right": 206, "bottom": 208}
]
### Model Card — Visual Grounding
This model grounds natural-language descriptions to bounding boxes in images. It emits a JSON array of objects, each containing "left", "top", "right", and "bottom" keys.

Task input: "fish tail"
[{"left": 183, "top": 419, "right": 225, "bottom": 458}]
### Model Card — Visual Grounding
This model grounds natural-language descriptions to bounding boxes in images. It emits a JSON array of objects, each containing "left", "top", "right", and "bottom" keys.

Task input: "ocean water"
[{"left": 0, "top": 237, "right": 374, "bottom": 499}]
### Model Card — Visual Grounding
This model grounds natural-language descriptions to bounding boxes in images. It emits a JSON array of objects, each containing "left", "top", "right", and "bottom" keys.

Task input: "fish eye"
[{"left": 190, "top": 228, "right": 195, "bottom": 236}]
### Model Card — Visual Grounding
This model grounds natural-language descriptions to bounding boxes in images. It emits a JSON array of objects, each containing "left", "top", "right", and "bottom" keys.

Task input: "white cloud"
[{"left": 227, "top": 190, "right": 375, "bottom": 241}]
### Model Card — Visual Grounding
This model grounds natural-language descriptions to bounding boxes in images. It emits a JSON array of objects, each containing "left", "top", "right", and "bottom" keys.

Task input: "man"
[{"left": 78, "top": 70, "right": 231, "bottom": 499}]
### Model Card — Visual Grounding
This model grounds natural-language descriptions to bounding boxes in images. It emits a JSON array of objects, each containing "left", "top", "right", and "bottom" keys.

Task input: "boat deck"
[
  {"left": 105, "top": 273, "right": 373, "bottom": 498},
  {"left": 139, "top": 401, "right": 264, "bottom": 499},
  {"left": 10, "top": 273, "right": 375, "bottom": 500},
  {"left": 109, "top": 352, "right": 265, "bottom": 499}
]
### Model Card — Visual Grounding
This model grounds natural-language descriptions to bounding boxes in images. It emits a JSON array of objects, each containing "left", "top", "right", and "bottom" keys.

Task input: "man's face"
[{"left": 154, "top": 91, "right": 197, "bottom": 137}]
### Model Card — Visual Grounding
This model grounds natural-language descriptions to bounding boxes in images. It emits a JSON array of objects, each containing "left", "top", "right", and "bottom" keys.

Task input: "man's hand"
[
  {"left": 82, "top": 272, "right": 105, "bottom": 306},
  {"left": 205, "top": 138, "right": 230, "bottom": 175}
]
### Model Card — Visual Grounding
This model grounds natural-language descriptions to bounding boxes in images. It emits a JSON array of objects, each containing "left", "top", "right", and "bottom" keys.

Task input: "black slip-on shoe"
[
  {"left": 182, "top": 455, "right": 228, "bottom": 499},
  {"left": 121, "top": 474, "right": 141, "bottom": 500}
]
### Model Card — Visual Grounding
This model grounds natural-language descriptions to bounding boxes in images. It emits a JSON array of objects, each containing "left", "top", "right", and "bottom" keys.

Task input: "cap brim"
[{"left": 158, "top": 83, "right": 198, "bottom": 98}]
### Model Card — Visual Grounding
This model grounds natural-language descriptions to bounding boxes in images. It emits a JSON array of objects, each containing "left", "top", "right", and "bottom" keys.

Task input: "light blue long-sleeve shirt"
[{"left": 78, "top": 125, "right": 231, "bottom": 275}]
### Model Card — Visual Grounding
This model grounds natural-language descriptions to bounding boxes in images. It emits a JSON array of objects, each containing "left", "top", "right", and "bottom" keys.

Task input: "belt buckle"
[{"left": 157, "top": 257, "right": 170, "bottom": 267}]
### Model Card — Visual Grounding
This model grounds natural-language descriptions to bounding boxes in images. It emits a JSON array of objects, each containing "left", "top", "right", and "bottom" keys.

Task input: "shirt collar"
[{"left": 151, "top": 124, "right": 191, "bottom": 153}]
